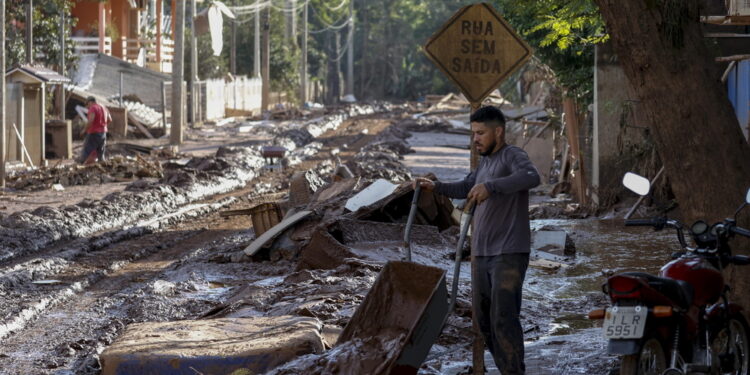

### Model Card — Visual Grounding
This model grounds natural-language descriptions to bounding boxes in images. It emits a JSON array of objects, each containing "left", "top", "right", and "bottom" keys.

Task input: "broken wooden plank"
[
  {"left": 530, "top": 257, "right": 567, "bottom": 271},
  {"left": 219, "top": 208, "right": 256, "bottom": 217},
  {"left": 244, "top": 210, "right": 313, "bottom": 256},
  {"left": 716, "top": 54, "right": 750, "bottom": 62},
  {"left": 127, "top": 113, "right": 155, "bottom": 139},
  {"left": 624, "top": 166, "right": 665, "bottom": 220}
]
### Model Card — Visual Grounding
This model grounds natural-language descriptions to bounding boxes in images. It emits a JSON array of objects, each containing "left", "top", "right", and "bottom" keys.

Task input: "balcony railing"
[
  {"left": 71, "top": 36, "right": 112, "bottom": 56},
  {"left": 71, "top": 36, "right": 174, "bottom": 73},
  {"left": 121, "top": 37, "right": 174, "bottom": 65}
]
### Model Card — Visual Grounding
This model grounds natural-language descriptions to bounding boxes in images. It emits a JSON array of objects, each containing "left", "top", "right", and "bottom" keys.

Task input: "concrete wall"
[{"left": 593, "top": 41, "right": 649, "bottom": 206}]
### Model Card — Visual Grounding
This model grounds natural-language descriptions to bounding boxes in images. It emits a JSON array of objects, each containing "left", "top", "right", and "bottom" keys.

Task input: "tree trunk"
[{"left": 593, "top": 0, "right": 750, "bottom": 305}]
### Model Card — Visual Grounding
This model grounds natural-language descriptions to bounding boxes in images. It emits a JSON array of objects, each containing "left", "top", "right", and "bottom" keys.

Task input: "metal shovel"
[{"left": 449, "top": 200, "right": 476, "bottom": 313}]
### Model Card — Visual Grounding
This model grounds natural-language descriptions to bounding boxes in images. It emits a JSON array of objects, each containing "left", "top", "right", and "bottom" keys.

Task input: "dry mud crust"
[
  {"left": 0, "top": 213, "right": 283, "bottom": 375},
  {"left": 273, "top": 103, "right": 393, "bottom": 153},
  {"left": 0, "top": 198, "right": 239, "bottom": 344},
  {"left": 6, "top": 156, "right": 163, "bottom": 191},
  {"left": 0, "top": 103, "right": 394, "bottom": 265},
  {"left": 346, "top": 123, "right": 415, "bottom": 183},
  {"left": 0, "top": 147, "right": 264, "bottom": 264}
]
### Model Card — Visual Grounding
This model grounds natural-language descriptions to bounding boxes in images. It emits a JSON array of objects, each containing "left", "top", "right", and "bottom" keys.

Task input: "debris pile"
[
  {"left": 122, "top": 100, "right": 162, "bottom": 128},
  {"left": 347, "top": 124, "right": 414, "bottom": 183},
  {"left": 7, "top": 156, "right": 163, "bottom": 191}
]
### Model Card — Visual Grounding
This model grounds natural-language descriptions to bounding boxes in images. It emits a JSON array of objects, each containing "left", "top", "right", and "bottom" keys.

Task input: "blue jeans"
[
  {"left": 472, "top": 253, "right": 530, "bottom": 375},
  {"left": 81, "top": 132, "right": 107, "bottom": 162}
]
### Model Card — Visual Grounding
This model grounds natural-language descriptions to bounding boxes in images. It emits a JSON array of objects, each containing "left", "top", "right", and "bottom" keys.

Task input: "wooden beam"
[
  {"left": 1, "top": 0, "right": 5, "bottom": 188},
  {"left": 705, "top": 33, "right": 750, "bottom": 38},
  {"left": 701, "top": 15, "right": 750, "bottom": 25},
  {"left": 624, "top": 166, "right": 665, "bottom": 220},
  {"left": 127, "top": 112, "right": 154, "bottom": 139},
  {"left": 520, "top": 119, "right": 549, "bottom": 126},
  {"left": 563, "top": 97, "right": 588, "bottom": 205},
  {"left": 716, "top": 54, "right": 750, "bottom": 62},
  {"left": 98, "top": 1, "right": 106, "bottom": 54},
  {"left": 156, "top": 0, "right": 162, "bottom": 63}
]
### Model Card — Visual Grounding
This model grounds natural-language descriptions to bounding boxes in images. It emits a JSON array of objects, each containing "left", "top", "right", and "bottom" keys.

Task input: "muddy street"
[{"left": 0, "top": 106, "right": 683, "bottom": 375}]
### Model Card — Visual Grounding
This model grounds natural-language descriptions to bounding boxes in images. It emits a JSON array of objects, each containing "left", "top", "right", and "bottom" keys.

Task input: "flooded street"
[
  {"left": 520, "top": 219, "right": 676, "bottom": 374},
  {"left": 419, "top": 219, "right": 678, "bottom": 375}
]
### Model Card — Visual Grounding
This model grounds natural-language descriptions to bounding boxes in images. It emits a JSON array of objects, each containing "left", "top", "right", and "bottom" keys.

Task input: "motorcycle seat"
[{"left": 621, "top": 272, "right": 694, "bottom": 309}]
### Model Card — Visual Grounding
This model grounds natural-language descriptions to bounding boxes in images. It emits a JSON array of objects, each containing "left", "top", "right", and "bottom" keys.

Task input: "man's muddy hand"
[
  {"left": 467, "top": 183, "right": 490, "bottom": 204},
  {"left": 412, "top": 177, "right": 435, "bottom": 191}
]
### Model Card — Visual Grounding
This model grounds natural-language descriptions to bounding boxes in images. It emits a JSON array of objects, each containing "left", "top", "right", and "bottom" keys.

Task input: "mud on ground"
[{"left": 0, "top": 104, "right": 664, "bottom": 375}]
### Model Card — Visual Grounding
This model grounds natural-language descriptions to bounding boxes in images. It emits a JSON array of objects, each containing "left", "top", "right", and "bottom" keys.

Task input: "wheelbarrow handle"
[
  {"left": 403, "top": 184, "right": 422, "bottom": 262},
  {"left": 449, "top": 201, "right": 475, "bottom": 313}
]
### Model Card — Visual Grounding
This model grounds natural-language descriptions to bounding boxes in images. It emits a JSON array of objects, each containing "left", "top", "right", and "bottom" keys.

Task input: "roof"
[{"left": 6, "top": 65, "right": 71, "bottom": 84}]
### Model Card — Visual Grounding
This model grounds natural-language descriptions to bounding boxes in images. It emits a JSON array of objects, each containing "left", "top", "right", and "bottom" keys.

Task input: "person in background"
[{"left": 80, "top": 96, "right": 111, "bottom": 164}]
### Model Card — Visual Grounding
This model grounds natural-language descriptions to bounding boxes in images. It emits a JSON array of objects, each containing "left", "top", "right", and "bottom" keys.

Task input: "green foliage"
[
  {"left": 199, "top": 2, "right": 300, "bottom": 100},
  {"left": 5, "top": 0, "right": 79, "bottom": 72},
  {"left": 186, "top": 0, "right": 606, "bottom": 104},
  {"left": 187, "top": 28, "right": 229, "bottom": 79},
  {"left": 492, "top": 0, "right": 606, "bottom": 103}
]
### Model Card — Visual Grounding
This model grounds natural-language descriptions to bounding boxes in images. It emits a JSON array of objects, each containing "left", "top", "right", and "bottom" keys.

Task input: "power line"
[
  {"left": 323, "top": 0, "right": 347, "bottom": 11},
  {"left": 309, "top": 15, "right": 351, "bottom": 34},
  {"left": 269, "top": 0, "right": 309, "bottom": 13},
  {"left": 230, "top": 0, "right": 271, "bottom": 14},
  {"left": 309, "top": 2, "right": 350, "bottom": 33},
  {"left": 328, "top": 27, "right": 352, "bottom": 62}
]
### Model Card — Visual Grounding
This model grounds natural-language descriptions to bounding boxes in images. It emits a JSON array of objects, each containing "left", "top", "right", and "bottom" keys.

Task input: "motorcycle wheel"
[
  {"left": 620, "top": 338, "right": 667, "bottom": 375},
  {"left": 711, "top": 317, "right": 750, "bottom": 375}
]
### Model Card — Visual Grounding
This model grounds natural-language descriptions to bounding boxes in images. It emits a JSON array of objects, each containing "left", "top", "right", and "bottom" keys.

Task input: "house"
[{"left": 70, "top": 0, "right": 176, "bottom": 73}]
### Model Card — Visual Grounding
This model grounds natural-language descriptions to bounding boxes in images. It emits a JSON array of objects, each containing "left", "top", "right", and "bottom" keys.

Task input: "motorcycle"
[{"left": 589, "top": 172, "right": 750, "bottom": 375}]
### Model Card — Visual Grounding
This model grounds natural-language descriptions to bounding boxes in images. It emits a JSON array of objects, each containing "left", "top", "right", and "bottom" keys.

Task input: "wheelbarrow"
[{"left": 335, "top": 187, "right": 476, "bottom": 374}]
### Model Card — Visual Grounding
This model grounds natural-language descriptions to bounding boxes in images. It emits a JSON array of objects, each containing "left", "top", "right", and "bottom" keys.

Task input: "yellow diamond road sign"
[{"left": 424, "top": 3, "right": 532, "bottom": 104}]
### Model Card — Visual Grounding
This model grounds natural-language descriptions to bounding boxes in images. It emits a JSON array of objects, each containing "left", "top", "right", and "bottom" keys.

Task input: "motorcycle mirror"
[
  {"left": 622, "top": 172, "right": 650, "bottom": 196},
  {"left": 733, "top": 187, "right": 750, "bottom": 220}
]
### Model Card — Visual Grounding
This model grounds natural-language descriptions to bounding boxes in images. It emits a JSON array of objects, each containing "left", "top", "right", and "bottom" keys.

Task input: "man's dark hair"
[
  {"left": 86, "top": 96, "right": 96, "bottom": 103},
  {"left": 470, "top": 106, "right": 506, "bottom": 128}
]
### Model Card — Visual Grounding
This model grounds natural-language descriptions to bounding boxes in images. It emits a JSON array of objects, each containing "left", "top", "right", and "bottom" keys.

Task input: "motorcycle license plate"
[{"left": 602, "top": 306, "right": 647, "bottom": 339}]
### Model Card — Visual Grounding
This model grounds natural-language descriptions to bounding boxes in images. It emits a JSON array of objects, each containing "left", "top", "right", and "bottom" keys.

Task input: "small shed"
[{"left": 5, "top": 65, "right": 70, "bottom": 167}]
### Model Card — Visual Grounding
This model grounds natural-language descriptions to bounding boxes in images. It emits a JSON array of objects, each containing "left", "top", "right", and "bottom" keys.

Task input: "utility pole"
[
  {"left": 253, "top": 5, "right": 261, "bottom": 77},
  {"left": 285, "top": 0, "right": 296, "bottom": 41},
  {"left": 171, "top": 0, "right": 185, "bottom": 145},
  {"left": 58, "top": 9, "right": 66, "bottom": 120},
  {"left": 345, "top": 0, "right": 354, "bottom": 98},
  {"left": 261, "top": 7, "right": 270, "bottom": 112},
  {"left": 1, "top": 0, "right": 6, "bottom": 188},
  {"left": 300, "top": 1, "right": 308, "bottom": 104},
  {"left": 188, "top": 0, "right": 197, "bottom": 126},
  {"left": 26, "top": 0, "right": 33, "bottom": 64},
  {"left": 230, "top": 0, "right": 237, "bottom": 74},
  {"left": 335, "top": 31, "right": 341, "bottom": 101}
]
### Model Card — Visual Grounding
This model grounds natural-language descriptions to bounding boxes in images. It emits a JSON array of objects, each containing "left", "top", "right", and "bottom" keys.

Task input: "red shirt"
[{"left": 87, "top": 103, "right": 108, "bottom": 134}]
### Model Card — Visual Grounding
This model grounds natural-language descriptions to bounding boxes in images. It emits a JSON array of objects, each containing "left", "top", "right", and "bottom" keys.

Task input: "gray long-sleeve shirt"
[{"left": 435, "top": 144, "right": 540, "bottom": 256}]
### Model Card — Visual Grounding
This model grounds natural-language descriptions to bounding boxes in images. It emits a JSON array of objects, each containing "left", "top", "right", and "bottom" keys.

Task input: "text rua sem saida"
[{"left": 452, "top": 21, "right": 502, "bottom": 74}]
